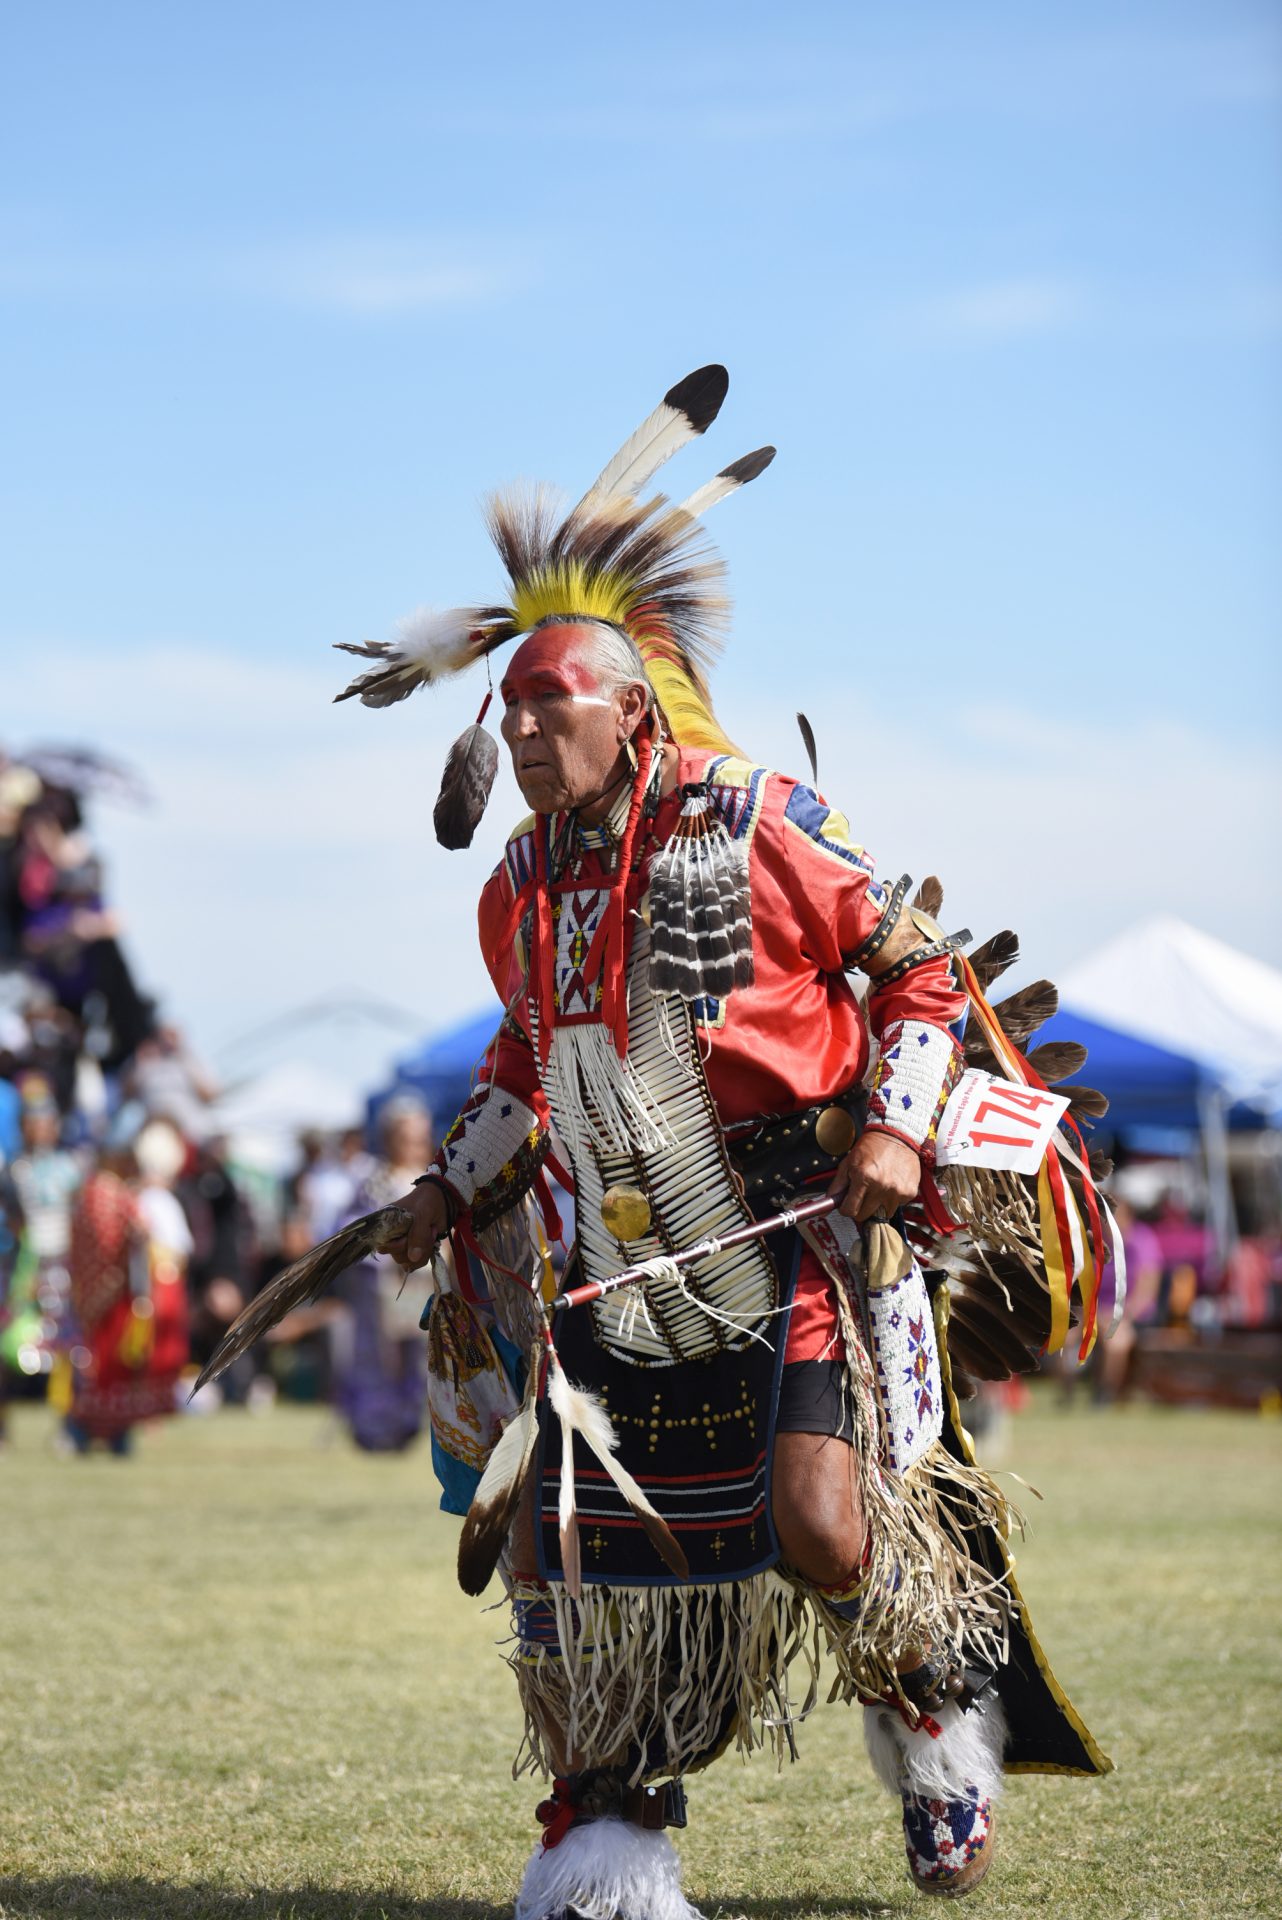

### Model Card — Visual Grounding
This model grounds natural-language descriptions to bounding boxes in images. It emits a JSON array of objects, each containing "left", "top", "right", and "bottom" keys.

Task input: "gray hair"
[{"left": 532, "top": 615, "right": 655, "bottom": 713}]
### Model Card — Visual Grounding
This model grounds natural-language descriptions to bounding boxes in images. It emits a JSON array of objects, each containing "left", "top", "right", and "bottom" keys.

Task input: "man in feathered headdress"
[{"left": 207, "top": 369, "right": 1115, "bottom": 1916}]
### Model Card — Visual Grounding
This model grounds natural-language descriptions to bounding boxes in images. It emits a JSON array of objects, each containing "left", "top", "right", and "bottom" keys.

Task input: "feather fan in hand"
[{"left": 192, "top": 1206, "right": 414, "bottom": 1394}]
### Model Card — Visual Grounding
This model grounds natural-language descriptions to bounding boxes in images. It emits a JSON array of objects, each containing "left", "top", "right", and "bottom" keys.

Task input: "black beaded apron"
[{"left": 535, "top": 1214, "right": 800, "bottom": 1586}]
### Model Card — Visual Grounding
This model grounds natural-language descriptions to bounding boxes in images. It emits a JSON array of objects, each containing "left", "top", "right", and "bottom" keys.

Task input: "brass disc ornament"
[
  {"left": 814, "top": 1105, "right": 858, "bottom": 1158},
  {"left": 600, "top": 1185, "right": 653, "bottom": 1244}
]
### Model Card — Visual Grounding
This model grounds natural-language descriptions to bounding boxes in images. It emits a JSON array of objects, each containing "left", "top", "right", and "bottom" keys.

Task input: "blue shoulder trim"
[{"left": 783, "top": 784, "right": 884, "bottom": 895}]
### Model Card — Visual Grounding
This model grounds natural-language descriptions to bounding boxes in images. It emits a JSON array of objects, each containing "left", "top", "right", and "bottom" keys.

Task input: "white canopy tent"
[
  {"left": 1058, "top": 918, "right": 1282, "bottom": 1261},
  {"left": 209, "top": 1060, "right": 364, "bottom": 1175},
  {"left": 1059, "top": 916, "right": 1282, "bottom": 1121}
]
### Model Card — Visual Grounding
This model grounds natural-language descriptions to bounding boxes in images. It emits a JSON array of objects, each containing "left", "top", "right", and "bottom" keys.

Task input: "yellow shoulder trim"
[{"left": 707, "top": 754, "right": 767, "bottom": 790}]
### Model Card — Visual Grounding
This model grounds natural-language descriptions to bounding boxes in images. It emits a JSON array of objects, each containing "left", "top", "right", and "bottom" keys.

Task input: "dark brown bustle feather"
[
  {"left": 1090, "top": 1148, "right": 1114, "bottom": 1182},
  {"left": 992, "top": 979, "right": 1059, "bottom": 1046},
  {"left": 948, "top": 1363, "right": 979, "bottom": 1401},
  {"left": 968, "top": 930, "right": 1020, "bottom": 993},
  {"left": 1060, "top": 1083, "right": 1110, "bottom": 1120},
  {"left": 949, "top": 1289, "right": 1038, "bottom": 1377},
  {"left": 192, "top": 1206, "right": 413, "bottom": 1393},
  {"left": 947, "top": 1322, "right": 1010, "bottom": 1385},
  {"left": 912, "top": 876, "right": 944, "bottom": 919},
  {"left": 434, "top": 723, "right": 500, "bottom": 850},
  {"left": 1025, "top": 1040, "right": 1090, "bottom": 1084}
]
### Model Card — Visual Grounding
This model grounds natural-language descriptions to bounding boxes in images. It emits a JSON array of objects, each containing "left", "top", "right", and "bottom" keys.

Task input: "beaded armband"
[
  {"left": 865, "top": 1019, "right": 964, "bottom": 1166},
  {"left": 434, "top": 1085, "right": 548, "bottom": 1224}
]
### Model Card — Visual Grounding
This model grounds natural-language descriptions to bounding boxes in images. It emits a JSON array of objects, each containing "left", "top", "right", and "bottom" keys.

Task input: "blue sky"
[{"left": 4, "top": 2, "right": 1279, "bottom": 1089}]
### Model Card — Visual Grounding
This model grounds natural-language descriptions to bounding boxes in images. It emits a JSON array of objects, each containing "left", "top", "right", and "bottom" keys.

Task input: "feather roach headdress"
[{"left": 335, "top": 366, "right": 774, "bottom": 847}]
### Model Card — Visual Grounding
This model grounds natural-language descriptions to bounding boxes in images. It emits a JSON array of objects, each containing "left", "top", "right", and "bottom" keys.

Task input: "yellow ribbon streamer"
[{"left": 1037, "top": 1160, "right": 1072, "bottom": 1356}]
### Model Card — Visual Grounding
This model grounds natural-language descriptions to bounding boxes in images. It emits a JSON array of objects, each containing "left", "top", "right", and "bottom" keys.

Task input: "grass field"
[{"left": 1, "top": 1394, "right": 1278, "bottom": 1920}]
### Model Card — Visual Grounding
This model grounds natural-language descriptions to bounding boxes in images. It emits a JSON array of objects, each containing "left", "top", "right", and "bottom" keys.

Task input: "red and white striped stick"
[{"left": 552, "top": 1193, "right": 838, "bottom": 1312}]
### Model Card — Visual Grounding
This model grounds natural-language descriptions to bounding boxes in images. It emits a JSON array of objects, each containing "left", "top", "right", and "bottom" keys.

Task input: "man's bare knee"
[{"left": 772, "top": 1429, "right": 865, "bottom": 1586}]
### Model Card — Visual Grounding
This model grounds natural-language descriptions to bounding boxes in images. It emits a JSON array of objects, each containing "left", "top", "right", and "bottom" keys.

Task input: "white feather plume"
[
  {"left": 515, "top": 1817, "right": 702, "bottom": 1920},
  {"left": 394, "top": 604, "right": 487, "bottom": 678},
  {"left": 333, "top": 605, "right": 489, "bottom": 706},
  {"left": 863, "top": 1695, "right": 1008, "bottom": 1802},
  {"left": 547, "top": 1354, "right": 689, "bottom": 1586}
]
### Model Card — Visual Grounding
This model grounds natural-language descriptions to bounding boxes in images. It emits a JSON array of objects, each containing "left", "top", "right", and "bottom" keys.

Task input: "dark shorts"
[{"left": 776, "top": 1357, "right": 854, "bottom": 1443}]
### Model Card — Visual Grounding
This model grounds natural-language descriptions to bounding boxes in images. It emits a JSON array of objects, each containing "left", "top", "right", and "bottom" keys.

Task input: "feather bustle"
[
  {"left": 912, "top": 876, "right": 944, "bottom": 919},
  {"left": 968, "top": 931, "right": 1020, "bottom": 993}
]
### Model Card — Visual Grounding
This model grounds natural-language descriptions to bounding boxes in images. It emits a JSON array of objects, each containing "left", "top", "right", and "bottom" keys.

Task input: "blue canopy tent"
[
  {"left": 368, "top": 1005, "right": 502, "bottom": 1136},
  {"left": 1035, "top": 1007, "right": 1272, "bottom": 1143},
  {"left": 1033, "top": 1009, "right": 1210, "bottom": 1136}
]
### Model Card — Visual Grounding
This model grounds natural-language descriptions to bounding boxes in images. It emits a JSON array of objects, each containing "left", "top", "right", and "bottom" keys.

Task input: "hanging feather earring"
[
  {"left": 434, "top": 687, "right": 500, "bottom": 850},
  {"left": 648, "top": 782, "right": 754, "bottom": 1004}
]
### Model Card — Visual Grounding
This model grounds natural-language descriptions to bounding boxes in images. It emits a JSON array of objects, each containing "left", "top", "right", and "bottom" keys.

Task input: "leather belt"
[{"left": 728, "top": 1087, "right": 867, "bottom": 1212}]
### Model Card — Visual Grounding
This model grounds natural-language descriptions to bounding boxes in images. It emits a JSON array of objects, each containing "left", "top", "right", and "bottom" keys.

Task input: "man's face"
[{"left": 500, "top": 625, "right": 632, "bottom": 814}]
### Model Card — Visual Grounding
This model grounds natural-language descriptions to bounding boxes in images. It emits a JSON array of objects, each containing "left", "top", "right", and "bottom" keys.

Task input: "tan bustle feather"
[{"left": 456, "top": 1361, "right": 542, "bottom": 1597}]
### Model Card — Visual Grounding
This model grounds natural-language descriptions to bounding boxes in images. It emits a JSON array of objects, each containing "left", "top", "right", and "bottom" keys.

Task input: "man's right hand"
[{"left": 382, "top": 1180, "right": 453, "bottom": 1271}]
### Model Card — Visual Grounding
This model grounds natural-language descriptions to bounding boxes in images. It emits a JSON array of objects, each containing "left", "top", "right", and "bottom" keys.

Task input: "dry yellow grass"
[{"left": 1, "top": 1393, "right": 1278, "bottom": 1919}]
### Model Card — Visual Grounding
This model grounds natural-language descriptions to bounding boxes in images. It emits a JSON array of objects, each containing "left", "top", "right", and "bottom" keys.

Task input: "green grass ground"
[{"left": 0, "top": 1394, "right": 1278, "bottom": 1920}]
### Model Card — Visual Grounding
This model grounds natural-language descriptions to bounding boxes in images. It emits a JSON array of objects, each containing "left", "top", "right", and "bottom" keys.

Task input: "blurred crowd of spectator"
[{"left": 0, "top": 745, "right": 445, "bottom": 1456}]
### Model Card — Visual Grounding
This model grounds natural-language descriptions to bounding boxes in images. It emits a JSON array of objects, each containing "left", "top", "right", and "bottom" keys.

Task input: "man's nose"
[{"left": 509, "top": 701, "right": 540, "bottom": 738}]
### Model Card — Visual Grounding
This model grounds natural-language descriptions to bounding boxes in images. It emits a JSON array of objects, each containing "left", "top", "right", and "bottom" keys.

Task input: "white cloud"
[
  {"left": 219, "top": 239, "right": 514, "bottom": 315},
  {"left": 0, "top": 235, "right": 519, "bottom": 315},
  {"left": 7, "top": 642, "right": 1280, "bottom": 1097},
  {"left": 904, "top": 277, "right": 1088, "bottom": 344}
]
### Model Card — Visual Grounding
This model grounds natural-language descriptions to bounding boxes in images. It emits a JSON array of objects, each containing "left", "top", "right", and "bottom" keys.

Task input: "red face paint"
[
  {"left": 500, "top": 625, "right": 602, "bottom": 705},
  {"left": 499, "top": 624, "right": 633, "bottom": 815}
]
